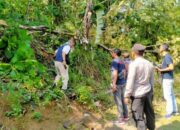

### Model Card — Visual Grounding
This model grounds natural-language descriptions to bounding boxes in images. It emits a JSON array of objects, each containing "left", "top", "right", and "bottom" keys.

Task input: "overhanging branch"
[{"left": 19, "top": 25, "right": 74, "bottom": 36}]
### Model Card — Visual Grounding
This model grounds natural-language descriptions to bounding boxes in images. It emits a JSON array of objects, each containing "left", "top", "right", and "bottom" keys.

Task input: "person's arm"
[
  {"left": 54, "top": 49, "right": 58, "bottom": 57},
  {"left": 157, "top": 64, "right": 174, "bottom": 72},
  {"left": 112, "top": 69, "right": 118, "bottom": 92},
  {"left": 62, "top": 46, "right": 71, "bottom": 66},
  {"left": 150, "top": 65, "right": 154, "bottom": 91},
  {"left": 122, "top": 63, "right": 126, "bottom": 79},
  {"left": 124, "top": 63, "right": 136, "bottom": 104},
  {"left": 62, "top": 52, "right": 67, "bottom": 65},
  {"left": 157, "top": 56, "right": 174, "bottom": 72},
  {"left": 111, "top": 61, "right": 119, "bottom": 92}
]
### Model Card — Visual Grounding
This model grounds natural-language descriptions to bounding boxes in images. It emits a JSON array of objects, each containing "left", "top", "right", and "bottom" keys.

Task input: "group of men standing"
[
  {"left": 111, "top": 44, "right": 155, "bottom": 130},
  {"left": 110, "top": 43, "right": 178, "bottom": 130},
  {"left": 54, "top": 39, "right": 178, "bottom": 130}
]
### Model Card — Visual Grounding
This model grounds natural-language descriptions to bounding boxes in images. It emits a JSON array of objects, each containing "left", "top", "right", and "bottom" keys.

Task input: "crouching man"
[{"left": 54, "top": 38, "right": 75, "bottom": 90}]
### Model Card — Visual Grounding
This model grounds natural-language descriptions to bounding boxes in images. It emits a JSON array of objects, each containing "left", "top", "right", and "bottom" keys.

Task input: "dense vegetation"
[{"left": 0, "top": 0, "right": 179, "bottom": 118}]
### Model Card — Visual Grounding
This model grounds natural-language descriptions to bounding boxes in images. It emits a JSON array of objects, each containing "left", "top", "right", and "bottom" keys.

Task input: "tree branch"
[
  {"left": 19, "top": 25, "right": 74, "bottom": 36},
  {"left": 97, "top": 44, "right": 112, "bottom": 52},
  {"left": 82, "top": 0, "right": 92, "bottom": 44}
]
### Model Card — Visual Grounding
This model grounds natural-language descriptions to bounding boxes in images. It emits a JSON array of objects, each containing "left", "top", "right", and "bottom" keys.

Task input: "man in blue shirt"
[
  {"left": 156, "top": 44, "right": 179, "bottom": 118},
  {"left": 111, "top": 49, "right": 128, "bottom": 124},
  {"left": 54, "top": 38, "right": 75, "bottom": 90}
]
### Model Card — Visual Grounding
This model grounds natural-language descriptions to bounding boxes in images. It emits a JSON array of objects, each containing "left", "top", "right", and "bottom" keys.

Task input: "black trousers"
[{"left": 131, "top": 92, "right": 155, "bottom": 130}]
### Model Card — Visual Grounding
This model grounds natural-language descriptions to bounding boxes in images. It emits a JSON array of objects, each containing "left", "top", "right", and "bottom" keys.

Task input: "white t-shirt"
[{"left": 62, "top": 45, "right": 71, "bottom": 54}]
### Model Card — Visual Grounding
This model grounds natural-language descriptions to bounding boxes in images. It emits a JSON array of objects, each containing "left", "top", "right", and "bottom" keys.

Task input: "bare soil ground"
[
  {"left": 0, "top": 75, "right": 180, "bottom": 130},
  {"left": 0, "top": 96, "right": 180, "bottom": 130}
]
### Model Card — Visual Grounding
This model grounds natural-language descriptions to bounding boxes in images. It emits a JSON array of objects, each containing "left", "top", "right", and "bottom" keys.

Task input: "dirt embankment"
[
  {"left": 0, "top": 95, "right": 137, "bottom": 130},
  {"left": 0, "top": 96, "right": 105, "bottom": 130}
]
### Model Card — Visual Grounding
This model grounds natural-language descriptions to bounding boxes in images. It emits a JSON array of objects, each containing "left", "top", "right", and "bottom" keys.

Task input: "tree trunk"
[{"left": 82, "top": 0, "right": 92, "bottom": 44}]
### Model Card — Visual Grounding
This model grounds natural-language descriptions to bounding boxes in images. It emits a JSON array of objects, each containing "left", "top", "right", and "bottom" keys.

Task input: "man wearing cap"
[
  {"left": 124, "top": 43, "right": 155, "bottom": 130},
  {"left": 156, "top": 44, "right": 179, "bottom": 118},
  {"left": 110, "top": 49, "right": 128, "bottom": 124},
  {"left": 54, "top": 38, "right": 75, "bottom": 90}
]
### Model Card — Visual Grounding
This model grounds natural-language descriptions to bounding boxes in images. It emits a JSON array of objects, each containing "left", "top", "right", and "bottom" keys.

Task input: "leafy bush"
[
  {"left": 69, "top": 45, "right": 112, "bottom": 108},
  {"left": 32, "top": 112, "right": 43, "bottom": 121},
  {"left": 0, "top": 27, "right": 63, "bottom": 117},
  {"left": 75, "top": 85, "right": 94, "bottom": 105},
  {"left": 4, "top": 84, "right": 23, "bottom": 117}
]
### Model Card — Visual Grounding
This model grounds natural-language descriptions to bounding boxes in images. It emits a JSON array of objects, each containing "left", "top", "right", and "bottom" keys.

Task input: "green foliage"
[
  {"left": 32, "top": 112, "right": 42, "bottom": 121},
  {"left": 0, "top": 82, "right": 65, "bottom": 117},
  {"left": 4, "top": 84, "right": 23, "bottom": 117},
  {"left": 0, "top": 26, "right": 62, "bottom": 116},
  {"left": 5, "top": 104, "right": 22, "bottom": 118},
  {"left": 104, "top": 0, "right": 180, "bottom": 49},
  {"left": 69, "top": 45, "right": 111, "bottom": 108},
  {"left": 95, "top": 7, "right": 104, "bottom": 44},
  {"left": 95, "top": 91, "right": 112, "bottom": 107},
  {"left": 0, "top": 0, "right": 54, "bottom": 26},
  {"left": 0, "top": 0, "right": 179, "bottom": 119},
  {"left": 0, "top": 27, "right": 48, "bottom": 87},
  {"left": 75, "top": 85, "right": 94, "bottom": 105}
]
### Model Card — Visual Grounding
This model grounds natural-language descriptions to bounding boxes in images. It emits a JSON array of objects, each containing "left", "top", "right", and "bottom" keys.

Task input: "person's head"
[
  {"left": 160, "top": 43, "right": 169, "bottom": 55},
  {"left": 69, "top": 37, "right": 75, "bottom": 48},
  {"left": 111, "top": 48, "right": 121, "bottom": 58},
  {"left": 131, "top": 43, "right": 145, "bottom": 59},
  {"left": 122, "top": 51, "right": 130, "bottom": 59}
]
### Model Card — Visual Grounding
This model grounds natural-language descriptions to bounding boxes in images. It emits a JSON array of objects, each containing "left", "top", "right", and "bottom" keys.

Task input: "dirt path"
[
  {"left": 0, "top": 96, "right": 180, "bottom": 130},
  {"left": 96, "top": 98, "right": 180, "bottom": 130}
]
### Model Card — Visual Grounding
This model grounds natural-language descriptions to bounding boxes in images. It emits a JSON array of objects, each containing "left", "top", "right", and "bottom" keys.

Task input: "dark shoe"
[
  {"left": 123, "top": 116, "right": 129, "bottom": 121},
  {"left": 173, "top": 112, "right": 180, "bottom": 116}
]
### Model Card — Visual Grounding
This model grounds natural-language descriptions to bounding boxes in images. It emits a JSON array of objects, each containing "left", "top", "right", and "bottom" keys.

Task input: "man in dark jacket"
[{"left": 54, "top": 38, "right": 75, "bottom": 90}]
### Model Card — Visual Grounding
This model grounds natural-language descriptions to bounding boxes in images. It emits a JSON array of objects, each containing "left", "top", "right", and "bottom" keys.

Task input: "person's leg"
[
  {"left": 113, "top": 86, "right": 124, "bottom": 119},
  {"left": 121, "top": 86, "right": 128, "bottom": 118},
  {"left": 170, "top": 80, "right": 178, "bottom": 113},
  {"left": 62, "top": 66, "right": 69, "bottom": 90},
  {"left": 163, "top": 79, "right": 174, "bottom": 115},
  {"left": 131, "top": 97, "right": 146, "bottom": 130},
  {"left": 59, "top": 63, "right": 68, "bottom": 90},
  {"left": 144, "top": 92, "right": 155, "bottom": 130},
  {"left": 54, "top": 61, "right": 61, "bottom": 85}
]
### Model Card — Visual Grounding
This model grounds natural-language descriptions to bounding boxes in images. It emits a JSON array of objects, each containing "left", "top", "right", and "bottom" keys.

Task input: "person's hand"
[
  {"left": 124, "top": 97, "right": 130, "bottom": 105},
  {"left": 63, "top": 61, "right": 67, "bottom": 69},
  {"left": 63, "top": 61, "right": 66, "bottom": 66},
  {"left": 111, "top": 84, "right": 117, "bottom": 92},
  {"left": 155, "top": 67, "right": 162, "bottom": 72}
]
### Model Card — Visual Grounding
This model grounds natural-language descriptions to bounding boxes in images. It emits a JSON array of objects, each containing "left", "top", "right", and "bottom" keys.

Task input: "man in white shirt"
[
  {"left": 54, "top": 38, "right": 75, "bottom": 90},
  {"left": 124, "top": 43, "right": 155, "bottom": 130}
]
